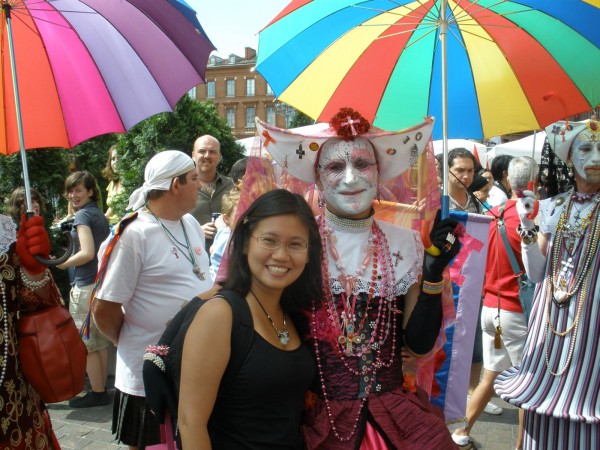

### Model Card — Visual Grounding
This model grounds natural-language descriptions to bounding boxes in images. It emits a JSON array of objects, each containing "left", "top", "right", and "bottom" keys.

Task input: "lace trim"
[{"left": 0, "top": 215, "right": 17, "bottom": 256}]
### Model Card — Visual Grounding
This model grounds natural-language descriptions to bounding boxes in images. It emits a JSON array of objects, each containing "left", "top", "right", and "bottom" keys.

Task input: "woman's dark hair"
[
  {"left": 222, "top": 189, "right": 323, "bottom": 315},
  {"left": 64, "top": 170, "right": 100, "bottom": 202},
  {"left": 8, "top": 187, "right": 45, "bottom": 220}
]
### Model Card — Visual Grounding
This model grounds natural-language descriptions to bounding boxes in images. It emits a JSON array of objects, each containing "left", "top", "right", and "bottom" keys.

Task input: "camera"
[{"left": 60, "top": 218, "right": 74, "bottom": 232}]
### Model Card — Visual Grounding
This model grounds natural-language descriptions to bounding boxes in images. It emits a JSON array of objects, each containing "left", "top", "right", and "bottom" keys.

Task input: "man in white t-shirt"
[{"left": 93, "top": 150, "right": 214, "bottom": 450}]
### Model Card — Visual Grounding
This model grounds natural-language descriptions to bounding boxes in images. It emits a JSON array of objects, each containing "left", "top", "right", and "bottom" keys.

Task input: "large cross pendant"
[{"left": 560, "top": 257, "right": 574, "bottom": 277}]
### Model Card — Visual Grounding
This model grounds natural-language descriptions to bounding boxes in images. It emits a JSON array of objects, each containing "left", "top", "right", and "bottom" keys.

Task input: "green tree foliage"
[
  {"left": 289, "top": 110, "right": 317, "bottom": 128},
  {"left": 0, "top": 95, "right": 242, "bottom": 296},
  {"left": 106, "top": 95, "right": 245, "bottom": 220}
]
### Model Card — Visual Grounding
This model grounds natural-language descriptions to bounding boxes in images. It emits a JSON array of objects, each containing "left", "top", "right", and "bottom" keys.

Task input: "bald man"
[{"left": 189, "top": 135, "right": 233, "bottom": 250}]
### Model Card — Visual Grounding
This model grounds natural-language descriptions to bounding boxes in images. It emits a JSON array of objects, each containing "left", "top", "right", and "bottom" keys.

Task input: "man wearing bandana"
[{"left": 93, "top": 150, "right": 214, "bottom": 450}]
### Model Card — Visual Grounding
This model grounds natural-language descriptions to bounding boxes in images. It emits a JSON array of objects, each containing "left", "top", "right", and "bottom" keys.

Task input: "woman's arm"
[
  {"left": 57, "top": 224, "right": 95, "bottom": 269},
  {"left": 179, "top": 298, "right": 233, "bottom": 449}
]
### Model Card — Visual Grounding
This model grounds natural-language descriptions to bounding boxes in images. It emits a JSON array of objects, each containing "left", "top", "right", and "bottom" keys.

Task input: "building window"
[
  {"left": 266, "top": 106, "right": 275, "bottom": 125},
  {"left": 226, "top": 108, "right": 235, "bottom": 128},
  {"left": 246, "top": 107, "right": 256, "bottom": 128},
  {"left": 266, "top": 84, "right": 274, "bottom": 96},
  {"left": 226, "top": 79, "right": 235, "bottom": 97},
  {"left": 207, "top": 81, "right": 215, "bottom": 98},
  {"left": 187, "top": 86, "right": 196, "bottom": 99},
  {"left": 246, "top": 78, "right": 255, "bottom": 97}
]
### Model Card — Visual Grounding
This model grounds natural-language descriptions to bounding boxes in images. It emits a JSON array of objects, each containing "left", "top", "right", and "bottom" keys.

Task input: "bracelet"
[
  {"left": 424, "top": 244, "right": 441, "bottom": 256},
  {"left": 422, "top": 279, "right": 444, "bottom": 295},
  {"left": 19, "top": 268, "right": 50, "bottom": 290},
  {"left": 521, "top": 235, "right": 538, "bottom": 245},
  {"left": 516, "top": 224, "right": 539, "bottom": 239},
  {"left": 143, "top": 352, "right": 166, "bottom": 372}
]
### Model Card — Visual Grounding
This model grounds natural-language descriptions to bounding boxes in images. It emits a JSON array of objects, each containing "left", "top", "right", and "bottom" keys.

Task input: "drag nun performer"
[
  {"left": 229, "top": 108, "right": 463, "bottom": 449},
  {"left": 495, "top": 119, "right": 600, "bottom": 450}
]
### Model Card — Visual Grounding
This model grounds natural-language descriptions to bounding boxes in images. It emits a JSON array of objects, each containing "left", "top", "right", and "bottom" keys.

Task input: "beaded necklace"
[
  {"left": 549, "top": 191, "right": 600, "bottom": 303},
  {"left": 312, "top": 213, "right": 398, "bottom": 442},
  {"left": 147, "top": 206, "right": 205, "bottom": 280},
  {"left": 0, "top": 279, "right": 8, "bottom": 386},
  {"left": 545, "top": 190, "right": 600, "bottom": 376}
]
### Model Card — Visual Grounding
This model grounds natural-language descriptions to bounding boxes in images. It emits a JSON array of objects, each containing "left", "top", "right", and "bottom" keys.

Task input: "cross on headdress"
[
  {"left": 296, "top": 143, "right": 305, "bottom": 159},
  {"left": 342, "top": 116, "right": 360, "bottom": 136}
]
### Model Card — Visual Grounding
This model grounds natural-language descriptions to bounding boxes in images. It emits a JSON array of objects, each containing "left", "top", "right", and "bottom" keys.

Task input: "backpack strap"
[
  {"left": 497, "top": 203, "right": 522, "bottom": 277},
  {"left": 80, "top": 211, "right": 138, "bottom": 339},
  {"left": 216, "top": 290, "right": 254, "bottom": 392}
]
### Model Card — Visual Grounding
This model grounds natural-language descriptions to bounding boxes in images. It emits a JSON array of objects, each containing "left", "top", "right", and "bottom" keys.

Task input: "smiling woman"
[
  {"left": 55, "top": 170, "right": 112, "bottom": 408},
  {"left": 178, "top": 189, "right": 323, "bottom": 449}
]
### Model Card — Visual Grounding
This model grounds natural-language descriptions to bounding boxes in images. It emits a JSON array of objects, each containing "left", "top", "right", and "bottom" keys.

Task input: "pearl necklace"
[
  {"left": 545, "top": 190, "right": 600, "bottom": 376},
  {"left": 549, "top": 192, "right": 600, "bottom": 303},
  {"left": 0, "top": 279, "right": 8, "bottom": 386}
]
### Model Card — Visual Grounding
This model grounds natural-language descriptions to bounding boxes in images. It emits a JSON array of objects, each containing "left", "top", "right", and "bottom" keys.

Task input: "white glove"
[{"left": 516, "top": 190, "right": 536, "bottom": 231}]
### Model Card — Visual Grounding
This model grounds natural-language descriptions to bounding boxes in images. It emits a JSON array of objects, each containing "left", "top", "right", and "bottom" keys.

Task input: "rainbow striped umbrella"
[
  {"left": 256, "top": 0, "right": 600, "bottom": 141},
  {"left": 1, "top": 0, "right": 214, "bottom": 212}
]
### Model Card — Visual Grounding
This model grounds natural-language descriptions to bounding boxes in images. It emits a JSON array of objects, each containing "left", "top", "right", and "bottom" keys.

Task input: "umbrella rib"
[
  {"left": 450, "top": 0, "right": 532, "bottom": 25},
  {"left": 351, "top": 2, "right": 428, "bottom": 22}
]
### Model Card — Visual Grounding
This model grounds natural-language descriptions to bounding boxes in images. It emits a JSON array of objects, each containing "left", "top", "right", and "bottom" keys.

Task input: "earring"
[
  {"left": 376, "top": 189, "right": 381, "bottom": 203},
  {"left": 567, "top": 163, "right": 574, "bottom": 178},
  {"left": 318, "top": 193, "right": 324, "bottom": 209}
]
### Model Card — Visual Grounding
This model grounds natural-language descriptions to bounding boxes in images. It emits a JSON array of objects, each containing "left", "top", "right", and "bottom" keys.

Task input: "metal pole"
[
  {"left": 440, "top": 0, "right": 450, "bottom": 219},
  {"left": 3, "top": 1, "right": 33, "bottom": 211}
]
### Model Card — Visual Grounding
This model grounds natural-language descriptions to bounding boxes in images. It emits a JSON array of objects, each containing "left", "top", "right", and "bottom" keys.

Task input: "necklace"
[
  {"left": 550, "top": 192, "right": 600, "bottom": 302},
  {"left": 250, "top": 290, "right": 289, "bottom": 345},
  {"left": 544, "top": 190, "right": 600, "bottom": 376},
  {"left": 1, "top": 279, "right": 8, "bottom": 386},
  {"left": 147, "top": 206, "right": 205, "bottom": 280},
  {"left": 313, "top": 214, "right": 398, "bottom": 442}
]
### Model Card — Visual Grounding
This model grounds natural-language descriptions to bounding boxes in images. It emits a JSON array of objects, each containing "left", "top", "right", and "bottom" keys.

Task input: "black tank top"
[{"left": 208, "top": 332, "right": 315, "bottom": 449}]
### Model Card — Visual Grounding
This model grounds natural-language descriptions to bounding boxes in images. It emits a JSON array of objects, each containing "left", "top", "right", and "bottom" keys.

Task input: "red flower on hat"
[{"left": 329, "top": 107, "right": 371, "bottom": 140}]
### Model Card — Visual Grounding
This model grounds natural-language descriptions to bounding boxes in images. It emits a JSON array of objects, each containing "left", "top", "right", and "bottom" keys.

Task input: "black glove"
[
  {"left": 142, "top": 358, "right": 178, "bottom": 424},
  {"left": 423, "top": 210, "right": 462, "bottom": 282}
]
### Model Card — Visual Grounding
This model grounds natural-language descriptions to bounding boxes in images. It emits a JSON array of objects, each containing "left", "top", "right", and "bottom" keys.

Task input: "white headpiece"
[
  {"left": 127, "top": 150, "right": 195, "bottom": 211},
  {"left": 255, "top": 113, "right": 434, "bottom": 182},
  {"left": 545, "top": 119, "right": 600, "bottom": 163}
]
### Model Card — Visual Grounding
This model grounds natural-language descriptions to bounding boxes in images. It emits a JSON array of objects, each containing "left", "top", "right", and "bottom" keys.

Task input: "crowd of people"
[{"left": 2, "top": 113, "right": 599, "bottom": 450}]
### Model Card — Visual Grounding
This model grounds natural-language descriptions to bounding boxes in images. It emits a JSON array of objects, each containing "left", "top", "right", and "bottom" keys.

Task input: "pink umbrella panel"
[{"left": 0, "top": 0, "right": 215, "bottom": 155}]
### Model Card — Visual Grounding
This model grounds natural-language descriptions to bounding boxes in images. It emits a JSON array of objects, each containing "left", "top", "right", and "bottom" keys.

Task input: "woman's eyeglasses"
[{"left": 252, "top": 236, "right": 309, "bottom": 253}]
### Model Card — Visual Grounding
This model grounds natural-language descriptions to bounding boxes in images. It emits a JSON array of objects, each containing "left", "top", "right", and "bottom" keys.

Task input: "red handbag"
[{"left": 18, "top": 304, "right": 88, "bottom": 403}]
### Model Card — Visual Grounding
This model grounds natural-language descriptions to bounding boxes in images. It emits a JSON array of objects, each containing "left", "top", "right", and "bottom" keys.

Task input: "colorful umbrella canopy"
[
  {"left": 0, "top": 0, "right": 215, "bottom": 155},
  {"left": 256, "top": 0, "right": 600, "bottom": 140}
]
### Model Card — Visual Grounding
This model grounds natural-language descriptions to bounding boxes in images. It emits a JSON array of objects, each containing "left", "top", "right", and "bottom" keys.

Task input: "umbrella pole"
[
  {"left": 3, "top": 2, "right": 33, "bottom": 211},
  {"left": 440, "top": 0, "right": 450, "bottom": 219}
]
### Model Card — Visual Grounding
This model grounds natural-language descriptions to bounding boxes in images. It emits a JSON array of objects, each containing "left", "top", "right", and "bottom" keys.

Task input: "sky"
[{"left": 186, "top": 0, "right": 289, "bottom": 57}]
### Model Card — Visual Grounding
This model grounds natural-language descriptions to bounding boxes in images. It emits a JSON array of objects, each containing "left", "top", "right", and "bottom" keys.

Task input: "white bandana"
[{"left": 127, "top": 150, "right": 195, "bottom": 211}]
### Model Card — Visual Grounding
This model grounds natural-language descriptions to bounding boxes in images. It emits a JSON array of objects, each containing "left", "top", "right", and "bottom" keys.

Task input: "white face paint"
[
  {"left": 316, "top": 137, "right": 378, "bottom": 219},
  {"left": 571, "top": 131, "right": 600, "bottom": 185}
]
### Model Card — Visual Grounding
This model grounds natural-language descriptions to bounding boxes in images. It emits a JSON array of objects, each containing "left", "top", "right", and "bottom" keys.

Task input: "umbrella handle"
[
  {"left": 421, "top": 220, "right": 441, "bottom": 256},
  {"left": 25, "top": 211, "right": 74, "bottom": 266},
  {"left": 526, "top": 181, "right": 539, "bottom": 220},
  {"left": 36, "top": 231, "right": 74, "bottom": 267}
]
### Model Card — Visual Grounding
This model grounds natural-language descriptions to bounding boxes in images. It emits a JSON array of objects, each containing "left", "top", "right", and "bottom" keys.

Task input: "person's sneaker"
[
  {"left": 483, "top": 400, "right": 503, "bottom": 415},
  {"left": 68, "top": 391, "right": 110, "bottom": 408}
]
